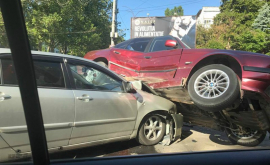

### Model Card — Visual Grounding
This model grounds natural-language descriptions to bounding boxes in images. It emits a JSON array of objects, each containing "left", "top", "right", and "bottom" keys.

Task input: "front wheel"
[
  {"left": 188, "top": 64, "right": 240, "bottom": 112},
  {"left": 137, "top": 115, "right": 166, "bottom": 146},
  {"left": 225, "top": 125, "right": 266, "bottom": 147}
]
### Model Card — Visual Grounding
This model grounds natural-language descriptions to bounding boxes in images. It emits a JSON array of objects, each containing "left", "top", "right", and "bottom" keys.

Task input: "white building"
[{"left": 196, "top": 7, "right": 220, "bottom": 28}]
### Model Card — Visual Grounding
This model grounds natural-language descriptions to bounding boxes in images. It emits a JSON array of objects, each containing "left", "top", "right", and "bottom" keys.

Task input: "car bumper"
[
  {"left": 242, "top": 67, "right": 270, "bottom": 102},
  {"left": 171, "top": 113, "right": 183, "bottom": 140}
]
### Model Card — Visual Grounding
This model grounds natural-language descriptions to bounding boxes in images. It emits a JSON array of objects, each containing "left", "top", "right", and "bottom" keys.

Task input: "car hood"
[
  {"left": 135, "top": 89, "right": 176, "bottom": 113},
  {"left": 131, "top": 81, "right": 176, "bottom": 113}
]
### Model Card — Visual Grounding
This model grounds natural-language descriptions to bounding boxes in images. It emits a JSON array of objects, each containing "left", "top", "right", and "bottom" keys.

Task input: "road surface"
[{"left": 49, "top": 125, "right": 270, "bottom": 160}]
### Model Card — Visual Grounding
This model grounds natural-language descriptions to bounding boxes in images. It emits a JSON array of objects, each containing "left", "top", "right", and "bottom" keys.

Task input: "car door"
[
  {"left": 139, "top": 36, "right": 183, "bottom": 80},
  {"left": 109, "top": 38, "right": 152, "bottom": 77},
  {"left": 0, "top": 55, "right": 75, "bottom": 153},
  {"left": 66, "top": 58, "right": 137, "bottom": 145}
]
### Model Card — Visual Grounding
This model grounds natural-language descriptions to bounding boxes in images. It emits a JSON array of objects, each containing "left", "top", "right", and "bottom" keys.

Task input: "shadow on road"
[
  {"left": 208, "top": 134, "right": 233, "bottom": 145},
  {"left": 183, "top": 125, "right": 233, "bottom": 146},
  {"left": 49, "top": 139, "right": 159, "bottom": 160}
]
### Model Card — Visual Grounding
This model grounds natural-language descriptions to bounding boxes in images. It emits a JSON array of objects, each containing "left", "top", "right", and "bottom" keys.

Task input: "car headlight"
[{"left": 266, "top": 86, "right": 270, "bottom": 97}]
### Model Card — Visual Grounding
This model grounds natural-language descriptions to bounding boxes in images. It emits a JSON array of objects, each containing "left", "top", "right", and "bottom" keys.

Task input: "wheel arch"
[
  {"left": 93, "top": 57, "right": 108, "bottom": 65},
  {"left": 187, "top": 54, "right": 242, "bottom": 87},
  {"left": 130, "top": 110, "right": 170, "bottom": 139}
]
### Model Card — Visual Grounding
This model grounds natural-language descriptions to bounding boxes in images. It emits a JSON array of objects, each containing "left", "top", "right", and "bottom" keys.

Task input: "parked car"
[
  {"left": 0, "top": 49, "right": 182, "bottom": 162},
  {"left": 85, "top": 35, "right": 270, "bottom": 146}
]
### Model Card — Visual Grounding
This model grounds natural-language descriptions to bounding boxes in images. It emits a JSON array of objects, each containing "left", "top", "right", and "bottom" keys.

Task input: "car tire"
[
  {"left": 225, "top": 127, "right": 266, "bottom": 147},
  {"left": 97, "top": 61, "right": 108, "bottom": 68},
  {"left": 188, "top": 64, "right": 239, "bottom": 112},
  {"left": 137, "top": 115, "right": 166, "bottom": 146}
]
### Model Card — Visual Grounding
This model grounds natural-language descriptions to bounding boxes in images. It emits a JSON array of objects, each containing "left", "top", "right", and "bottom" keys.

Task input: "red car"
[
  {"left": 85, "top": 35, "right": 270, "bottom": 110},
  {"left": 85, "top": 35, "right": 270, "bottom": 146}
]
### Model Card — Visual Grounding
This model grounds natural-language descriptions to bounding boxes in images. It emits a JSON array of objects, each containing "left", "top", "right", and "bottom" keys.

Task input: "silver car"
[{"left": 0, "top": 49, "right": 183, "bottom": 162}]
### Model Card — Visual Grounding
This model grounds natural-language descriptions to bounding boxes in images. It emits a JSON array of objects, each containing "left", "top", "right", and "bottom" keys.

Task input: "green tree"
[
  {"left": 252, "top": 3, "right": 270, "bottom": 32},
  {"left": 0, "top": 14, "right": 9, "bottom": 48},
  {"left": 0, "top": 0, "right": 125, "bottom": 57},
  {"left": 196, "top": 0, "right": 270, "bottom": 55},
  {"left": 165, "top": 6, "right": 184, "bottom": 17}
]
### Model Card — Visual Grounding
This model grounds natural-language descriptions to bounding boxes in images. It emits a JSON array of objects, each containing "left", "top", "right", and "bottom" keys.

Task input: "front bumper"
[
  {"left": 171, "top": 113, "right": 183, "bottom": 140},
  {"left": 160, "top": 113, "right": 183, "bottom": 146},
  {"left": 242, "top": 66, "right": 270, "bottom": 102}
]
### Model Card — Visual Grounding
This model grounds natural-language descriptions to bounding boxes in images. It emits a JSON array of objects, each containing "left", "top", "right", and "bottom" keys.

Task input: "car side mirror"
[
  {"left": 125, "top": 82, "right": 137, "bottom": 93},
  {"left": 165, "top": 40, "right": 178, "bottom": 48}
]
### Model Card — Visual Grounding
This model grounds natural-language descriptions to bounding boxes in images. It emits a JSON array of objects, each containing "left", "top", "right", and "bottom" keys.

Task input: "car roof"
[
  {"left": 0, "top": 48, "right": 95, "bottom": 64},
  {"left": 0, "top": 48, "right": 127, "bottom": 82}
]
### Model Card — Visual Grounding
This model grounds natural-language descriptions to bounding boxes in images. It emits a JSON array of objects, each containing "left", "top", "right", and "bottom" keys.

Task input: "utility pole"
[{"left": 111, "top": 0, "right": 117, "bottom": 46}]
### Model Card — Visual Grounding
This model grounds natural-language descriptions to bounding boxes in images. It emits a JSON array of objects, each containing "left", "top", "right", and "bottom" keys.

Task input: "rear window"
[
  {"left": 1, "top": 59, "right": 65, "bottom": 88},
  {"left": 34, "top": 61, "right": 65, "bottom": 88},
  {"left": 1, "top": 59, "right": 18, "bottom": 85}
]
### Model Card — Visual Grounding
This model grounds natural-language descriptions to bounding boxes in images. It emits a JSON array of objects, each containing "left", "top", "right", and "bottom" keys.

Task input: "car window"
[
  {"left": 150, "top": 36, "right": 176, "bottom": 52},
  {"left": 1, "top": 59, "right": 65, "bottom": 88},
  {"left": 68, "top": 64, "right": 123, "bottom": 92},
  {"left": 114, "top": 40, "right": 130, "bottom": 49},
  {"left": 126, "top": 38, "right": 151, "bottom": 52},
  {"left": 34, "top": 61, "right": 65, "bottom": 88},
  {"left": 1, "top": 59, "right": 18, "bottom": 85}
]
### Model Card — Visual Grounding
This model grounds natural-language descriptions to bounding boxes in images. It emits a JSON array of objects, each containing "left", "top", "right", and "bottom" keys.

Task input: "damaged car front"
[{"left": 127, "top": 81, "right": 183, "bottom": 145}]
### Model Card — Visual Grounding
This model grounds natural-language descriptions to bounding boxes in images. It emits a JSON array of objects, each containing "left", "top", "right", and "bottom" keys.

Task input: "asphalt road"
[{"left": 49, "top": 126, "right": 270, "bottom": 160}]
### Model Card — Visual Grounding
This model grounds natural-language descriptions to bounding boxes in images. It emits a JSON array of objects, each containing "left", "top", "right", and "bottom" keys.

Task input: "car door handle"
[
  {"left": 144, "top": 56, "right": 151, "bottom": 59},
  {"left": 0, "top": 95, "right": 11, "bottom": 101},
  {"left": 114, "top": 51, "right": 121, "bottom": 54},
  {"left": 76, "top": 95, "right": 93, "bottom": 102}
]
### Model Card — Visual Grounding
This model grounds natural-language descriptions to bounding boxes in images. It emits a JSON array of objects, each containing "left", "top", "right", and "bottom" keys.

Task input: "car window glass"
[
  {"left": 114, "top": 40, "right": 130, "bottom": 49},
  {"left": 126, "top": 38, "right": 151, "bottom": 52},
  {"left": 34, "top": 61, "right": 65, "bottom": 88},
  {"left": 150, "top": 36, "right": 175, "bottom": 52},
  {"left": 1, "top": 59, "right": 64, "bottom": 88},
  {"left": 68, "top": 64, "right": 123, "bottom": 92},
  {"left": 1, "top": 59, "right": 18, "bottom": 85}
]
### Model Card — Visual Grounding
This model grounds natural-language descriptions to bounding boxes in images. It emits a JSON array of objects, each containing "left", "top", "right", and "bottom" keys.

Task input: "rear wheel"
[
  {"left": 225, "top": 125, "right": 266, "bottom": 147},
  {"left": 137, "top": 115, "right": 166, "bottom": 146},
  {"left": 188, "top": 64, "right": 239, "bottom": 112},
  {"left": 96, "top": 61, "right": 108, "bottom": 68}
]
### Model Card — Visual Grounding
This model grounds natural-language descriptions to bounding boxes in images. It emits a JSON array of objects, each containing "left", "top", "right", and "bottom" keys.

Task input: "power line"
[
  {"left": 134, "top": 0, "right": 149, "bottom": 10},
  {"left": 120, "top": 0, "right": 204, "bottom": 12},
  {"left": 118, "top": 13, "right": 129, "bottom": 31}
]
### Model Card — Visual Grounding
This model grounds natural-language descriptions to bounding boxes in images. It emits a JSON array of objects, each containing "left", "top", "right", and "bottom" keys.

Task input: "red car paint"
[{"left": 84, "top": 37, "right": 270, "bottom": 104}]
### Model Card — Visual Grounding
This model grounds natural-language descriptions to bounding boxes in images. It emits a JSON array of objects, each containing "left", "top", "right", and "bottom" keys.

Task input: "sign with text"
[{"left": 131, "top": 16, "right": 196, "bottom": 48}]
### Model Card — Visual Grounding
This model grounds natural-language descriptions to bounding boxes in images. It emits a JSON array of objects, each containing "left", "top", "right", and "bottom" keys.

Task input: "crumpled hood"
[{"left": 134, "top": 89, "right": 176, "bottom": 113}]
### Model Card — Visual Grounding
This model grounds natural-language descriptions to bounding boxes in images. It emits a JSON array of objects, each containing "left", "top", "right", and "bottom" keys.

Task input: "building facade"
[{"left": 196, "top": 7, "right": 220, "bottom": 28}]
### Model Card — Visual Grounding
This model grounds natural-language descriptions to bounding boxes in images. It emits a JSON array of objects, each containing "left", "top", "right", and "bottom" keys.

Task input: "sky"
[{"left": 117, "top": 0, "right": 221, "bottom": 40}]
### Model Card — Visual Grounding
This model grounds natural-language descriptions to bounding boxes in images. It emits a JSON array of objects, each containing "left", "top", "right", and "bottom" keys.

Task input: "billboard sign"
[{"left": 131, "top": 16, "right": 196, "bottom": 48}]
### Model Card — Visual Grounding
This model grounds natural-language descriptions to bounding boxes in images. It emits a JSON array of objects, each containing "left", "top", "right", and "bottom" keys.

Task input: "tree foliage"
[
  {"left": 165, "top": 6, "right": 184, "bottom": 17},
  {"left": 196, "top": 0, "right": 270, "bottom": 55},
  {"left": 252, "top": 3, "right": 270, "bottom": 32},
  {"left": 0, "top": 0, "right": 125, "bottom": 57}
]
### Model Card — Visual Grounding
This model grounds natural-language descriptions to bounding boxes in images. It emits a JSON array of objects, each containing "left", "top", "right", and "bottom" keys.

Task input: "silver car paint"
[
  {"left": 0, "top": 87, "right": 75, "bottom": 153},
  {"left": 69, "top": 90, "right": 137, "bottom": 145}
]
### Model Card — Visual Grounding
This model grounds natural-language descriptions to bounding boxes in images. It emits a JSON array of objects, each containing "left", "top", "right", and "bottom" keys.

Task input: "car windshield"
[{"left": 0, "top": 0, "right": 270, "bottom": 164}]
